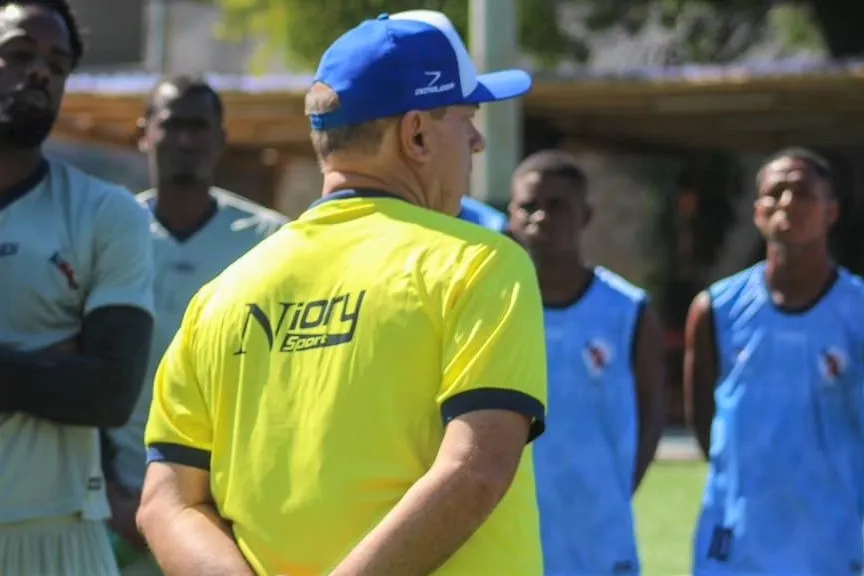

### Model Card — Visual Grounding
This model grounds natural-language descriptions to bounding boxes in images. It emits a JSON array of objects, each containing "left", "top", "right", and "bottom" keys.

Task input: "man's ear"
[{"left": 398, "top": 111, "right": 432, "bottom": 164}]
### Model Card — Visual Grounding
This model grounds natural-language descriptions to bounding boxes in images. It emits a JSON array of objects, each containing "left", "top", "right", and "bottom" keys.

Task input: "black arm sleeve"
[{"left": 0, "top": 305, "right": 153, "bottom": 428}]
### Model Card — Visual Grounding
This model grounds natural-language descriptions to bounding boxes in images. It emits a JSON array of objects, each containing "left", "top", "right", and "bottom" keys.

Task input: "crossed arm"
[{"left": 0, "top": 305, "right": 153, "bottom": 427}]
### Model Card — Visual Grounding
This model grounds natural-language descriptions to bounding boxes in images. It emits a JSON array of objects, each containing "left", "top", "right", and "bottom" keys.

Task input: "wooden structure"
[
  {"left": 57, "top": 63, "right": 864, "bottom": 426},
  {"left": 57, "top": 62, "right": 864, "bottom": 155}
]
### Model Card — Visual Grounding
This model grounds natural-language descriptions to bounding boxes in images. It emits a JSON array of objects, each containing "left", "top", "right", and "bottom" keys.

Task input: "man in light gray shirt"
[
  {"left": 0, "top": 2, "right": 154, "bottom": 575},
  {"left": 103, "top": 76, "right": 286, "bottom": 576}
]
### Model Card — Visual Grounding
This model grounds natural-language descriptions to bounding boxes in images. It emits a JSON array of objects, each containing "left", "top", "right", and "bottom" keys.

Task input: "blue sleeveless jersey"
[
  {"left": 534, "top": 267, "right": 647, "bottom": 575},
  {"left": 458, "top": 196, "right": 507, "bottom": 232},
  {"left": 693, "top": 262, "right": 864, "bottom": 576}
]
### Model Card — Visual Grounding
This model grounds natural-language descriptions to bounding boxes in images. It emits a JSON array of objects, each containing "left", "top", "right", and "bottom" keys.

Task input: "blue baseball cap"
[{"left": 309, "top": 10, "right": 532, "bottom": 130}]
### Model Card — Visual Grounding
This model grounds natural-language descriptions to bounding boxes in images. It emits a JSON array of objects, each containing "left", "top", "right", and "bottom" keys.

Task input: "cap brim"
[{"left": 464, "top": 69, "right": 532, "bottom": 104}]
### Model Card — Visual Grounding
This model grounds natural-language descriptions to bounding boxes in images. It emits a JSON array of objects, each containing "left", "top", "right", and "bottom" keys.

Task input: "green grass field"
[{"left": 633, "top": 460, "right": 708, "bottom": 575}]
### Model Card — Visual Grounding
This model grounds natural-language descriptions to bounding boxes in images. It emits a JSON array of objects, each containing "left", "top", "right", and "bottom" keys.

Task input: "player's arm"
[
  {"left": 0, "top": 191, "right": 154, "bottom": 428},
  {"left": 632, "top": 303, "right": 667, "bottom": 492},
  {"left": 330, "top": 243, "right": 546, "bottom": 576},
  {"left": 139, "top": 463, "right": 253, "bottom": 576},
  {"left": 683, "top": 291, "right": 717, "bottom": 460},
  {"left": 137, "top": 294, "right": 254, "bottom": 576}
]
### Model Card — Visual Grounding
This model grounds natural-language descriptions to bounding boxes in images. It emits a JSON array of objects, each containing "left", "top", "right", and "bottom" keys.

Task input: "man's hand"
[
  {"left": 107, "top": 480, "right": 149, "bottom": 553},
  {"left": 330, "top": 408, "right": 532, "bottom": 575}
]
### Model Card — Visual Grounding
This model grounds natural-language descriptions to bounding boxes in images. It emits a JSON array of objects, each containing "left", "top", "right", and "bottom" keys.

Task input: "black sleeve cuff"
[
  {"left": 146, "top": 443, "right": 211, "bottom": 471},
  {"left": 441, "top": 387, "right": 546, "bottom": 443}
]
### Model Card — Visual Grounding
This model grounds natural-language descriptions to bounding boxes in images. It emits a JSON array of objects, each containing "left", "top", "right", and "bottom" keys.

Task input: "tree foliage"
[
  {"left": 214, "top": 0, "right": 843, "bottom": 72},
  {"left": 216, "top": 0, "right": 572, "bottom": 71}
]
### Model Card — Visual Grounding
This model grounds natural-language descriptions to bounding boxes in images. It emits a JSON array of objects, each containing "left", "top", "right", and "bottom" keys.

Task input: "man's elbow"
[
  {"left": 452, "top": 462, "right": 519, "bottom": 517},
  {"left": 136, "top": 485, "right": 165, "bottom": 540},
  {"left": 97, "top": 382, "right": 141, "bottom": 428}
]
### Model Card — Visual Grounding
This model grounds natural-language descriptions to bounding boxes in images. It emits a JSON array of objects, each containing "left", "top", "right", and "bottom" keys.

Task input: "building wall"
[{"left": 74, "top": 0, "right": 145, "bottom": 70}]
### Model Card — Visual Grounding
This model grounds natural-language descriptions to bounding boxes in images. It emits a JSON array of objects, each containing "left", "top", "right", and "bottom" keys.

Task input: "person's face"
[
  {"left": 425, "top": 105, "right": 485, "bottom": 215},
  {"left": 508, "top": 171, "right": 590, "bottom": 256},
  {"left": 139, "top": 85, "right": 225, "bottom": 187},
  {"left": 0, "top": 3, "right": 72, "bottom": 150},
  {"left": 754, "top": 156, "right": 837, "bottom": 247}
]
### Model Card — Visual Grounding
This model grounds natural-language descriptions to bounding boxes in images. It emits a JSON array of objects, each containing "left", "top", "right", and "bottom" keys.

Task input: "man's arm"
[
  {"left": 331, "top": 241, "right": 547, "bottom": 575},
  {"left": 99, "top": 430, "right": 150, "bottom": 552},
  {"left": 330, "top": 409, "right": 532, "bottom": 576},
  {"left": 137, "top": 462, "right": 254, "bottom": 576},
  {"left": 683, "top": 291, "right": 718, "bottom": 460},
  {"left": 0, "top": 306, "right": 153, "bottom": 427},
  {"left": 632, "top": 303, "right": 667, "bottom": 492}
]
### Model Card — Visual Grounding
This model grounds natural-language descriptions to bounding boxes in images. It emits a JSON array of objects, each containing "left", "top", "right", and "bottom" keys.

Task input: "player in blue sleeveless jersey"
[
  {"left": 685, "top": 148, "right": 864, "bottom": 575},
  {"left": 508, "top": 150, "right": 666, "bottom": 575},
  {"left": 459, "top": 195, "right": 508, "bottom": 231},
  {"left": 0, "top": 3, "right": 154, "bottom": 574}
]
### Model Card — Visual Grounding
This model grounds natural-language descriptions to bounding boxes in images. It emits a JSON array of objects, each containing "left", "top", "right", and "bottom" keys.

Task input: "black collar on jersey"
[
  {"left": 309, "top": 188, "right": 407, "bottom": 210},
  {"left": 543, "top": 268, "right": 597, "bottom": 310},
  {"left": 0, "top": 159, "right": 49, "bottom": 212},
  {"left": 772, "top": 266, "right": 840, "bottom": 315},
  {"left": 146, "top": 195, "right": 219, "bottom": 243}
]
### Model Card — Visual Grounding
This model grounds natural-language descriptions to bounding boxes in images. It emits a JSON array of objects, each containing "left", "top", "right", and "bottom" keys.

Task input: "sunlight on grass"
[{"left": 634, "top": 461, "right": 707, "bottom": 576}]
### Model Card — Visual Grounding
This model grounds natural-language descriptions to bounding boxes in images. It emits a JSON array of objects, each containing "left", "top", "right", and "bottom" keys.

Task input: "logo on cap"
[{"left": 415, "top": 70, "right": 455, "bottom": 96}]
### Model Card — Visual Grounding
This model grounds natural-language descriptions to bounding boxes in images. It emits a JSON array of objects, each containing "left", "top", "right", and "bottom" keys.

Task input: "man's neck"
[
  {"left": 0, "top": 149, "right": 43, "bottom": 196},
  {"left": 764, "top": 240, "right": 835, "bottom": 310},
  {"left": 322, "top": 167, "right": 427, "bottom": 209},
  {"left": 536, "top": 250, "right": 593, "bottom": 307},
  {"left": 153, "top": 184, "right": 214, "bottom": 232}
]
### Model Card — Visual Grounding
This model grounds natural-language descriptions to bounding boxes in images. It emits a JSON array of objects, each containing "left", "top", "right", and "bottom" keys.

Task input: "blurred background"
[{"left": 50, "top": 3, "right": 864, "bottom": 571}]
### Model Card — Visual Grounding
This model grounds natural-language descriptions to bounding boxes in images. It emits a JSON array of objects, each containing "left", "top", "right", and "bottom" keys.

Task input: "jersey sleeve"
[
  {"left": 85, "top": 188, "right": 155, "bottom": 316},
  {"left": 144, "top": 294, "right": 212, "bottom": 470},
  {"left": 438, "top": 242, "right": 548, "bottom": 442}
]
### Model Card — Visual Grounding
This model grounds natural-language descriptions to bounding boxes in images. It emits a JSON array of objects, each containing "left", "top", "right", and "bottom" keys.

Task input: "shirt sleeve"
[
  {"left": 438, "top": 241, "right": 548, "bottom": 442},
  {"left": 85, "top": 188, "right": 155, "bottom": 316},
  {"left": 144, "top": 294, "right": 213, "bottom": 470}
]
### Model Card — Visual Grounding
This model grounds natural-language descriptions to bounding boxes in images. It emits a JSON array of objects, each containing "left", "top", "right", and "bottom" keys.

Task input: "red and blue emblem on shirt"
[{"left": 50, "top": 251, "right": 79, "bottom": 290}]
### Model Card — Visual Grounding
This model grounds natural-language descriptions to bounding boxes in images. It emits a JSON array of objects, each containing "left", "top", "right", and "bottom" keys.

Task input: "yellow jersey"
[{"left": 145, "top": 189, "right": 548, "bottom": 575}]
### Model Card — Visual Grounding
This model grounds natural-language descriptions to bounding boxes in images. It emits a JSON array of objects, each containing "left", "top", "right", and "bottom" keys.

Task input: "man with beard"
[
  {"left": 507, "top": 150, "right": 666, "bottom": 575},
  {"left": 0, "top": 2, "right": 155, "bottom": 575},
  {"left": 102, "top": 75, "right": 286, "bottom": 576},
  {"left": 685, "top": 148, "right": 864, "bottom": 575}
]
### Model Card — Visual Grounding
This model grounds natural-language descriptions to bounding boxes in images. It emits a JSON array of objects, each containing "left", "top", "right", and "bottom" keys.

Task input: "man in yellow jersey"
[{"left": 137, "top": 9, "right": 547, "bottom": 576}]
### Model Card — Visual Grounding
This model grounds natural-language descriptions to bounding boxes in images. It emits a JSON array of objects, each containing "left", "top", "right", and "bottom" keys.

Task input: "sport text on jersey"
[{"left": 233, "top": 290, "right": 366, "bottom": 354}]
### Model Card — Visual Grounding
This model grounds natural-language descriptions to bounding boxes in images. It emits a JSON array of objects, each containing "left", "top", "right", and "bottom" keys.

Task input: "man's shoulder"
[
  {"left": 458, "top": 196, "right": 507, "bottom": 231},
  {"left": 49, "top": 158, "right": 132, "bottom": 202},
  {"left": 47, "top": 160, "right": 145, "bottom": 227},
  {"left": 593, "top": 266, "right": 647, "bottom": 305},
  {"left": 401, "top": 209, "right": 533, "bottom": 288},
  {"left": 213, "top": 188, "right": 288, "bottom": 221}
]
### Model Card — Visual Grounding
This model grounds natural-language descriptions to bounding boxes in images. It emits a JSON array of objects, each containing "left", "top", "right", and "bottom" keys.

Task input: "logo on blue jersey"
[
  {"left": 819, "top": 347, "right": 847, "bottom": 384},
  {"left": 582, "top": 337, "right": 613, "bottom": 378},
  {"left": 0, "top": 242, "right": 18, "bottom": 257},
  {"left": 49, "top": 251, "right": 79, "bottom": 289},
  {"left": 233, "top": 290, "right": 366, "bottom": 354}
]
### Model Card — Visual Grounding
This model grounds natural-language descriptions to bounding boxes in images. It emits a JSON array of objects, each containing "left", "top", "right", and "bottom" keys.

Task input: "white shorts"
[{"left": 0, "top": 515, "right": 119, "bottom": 576}]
